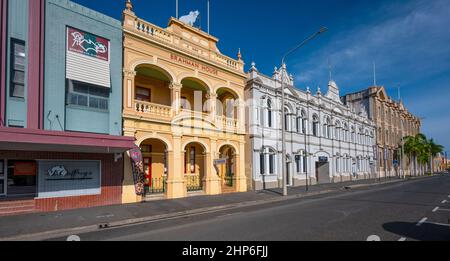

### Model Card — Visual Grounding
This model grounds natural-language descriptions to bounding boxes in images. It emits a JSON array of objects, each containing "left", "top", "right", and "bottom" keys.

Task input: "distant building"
[
  {"left": 342, "top": 86, "right": 421, "bottom": 177},
  {"left": 245, "top": 63, "right": 377, "bottom": 190}
]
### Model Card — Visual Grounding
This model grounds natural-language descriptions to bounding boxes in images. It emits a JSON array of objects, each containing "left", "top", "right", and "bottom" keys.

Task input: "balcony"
[
  {"left": 127, "top": 17, "right": 244, "bottom": 73},
  {"left": 135, "top": 100, "right": 173, "bottom": 120}
]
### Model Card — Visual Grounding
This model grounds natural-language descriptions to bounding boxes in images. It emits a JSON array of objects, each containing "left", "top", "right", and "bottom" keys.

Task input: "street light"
[{"left": 280, "top": 27, "right": 328, "bottom": 196}]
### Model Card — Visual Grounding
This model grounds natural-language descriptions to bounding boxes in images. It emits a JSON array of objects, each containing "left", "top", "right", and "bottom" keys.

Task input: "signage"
[
  {"left": 14, "top": 162, "right": 37, "bottom": 176},
  {"left": 129, "top": 146, "right": 145, "bottom": 196},
  {"left": 318, "top": 157, "right": 328, "bottom": 163},
  {"left": 170, "top": 53, "right": 218, "bottom": 75},
  {"left": 214, "top": 158, "right": 228, "bottom": 165},
  {"left": 38, "top": 160, "right": 101, "bottom": 198},
  {"left": 67, "top": 27, "right": 109, "bottom": 61}
]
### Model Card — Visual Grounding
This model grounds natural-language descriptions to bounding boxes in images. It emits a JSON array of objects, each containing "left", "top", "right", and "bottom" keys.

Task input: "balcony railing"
[
  {"left": 130, "top": 17, "right": 243, "bottom": 73},
  {"left": 135, "top": 100, "right": 173, "bottom": 118},
  {"left": 185, "top": 175, "right": 203, "bottom": 192},
  {"left": 216, "top": 115, "right": 238, "bottom": 130},
  {"left": 145, "top": 177, "right": 167, "bottom": 194}
]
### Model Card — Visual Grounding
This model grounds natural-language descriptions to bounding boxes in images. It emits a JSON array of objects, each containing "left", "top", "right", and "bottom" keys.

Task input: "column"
[
  {"left": 170, "top": 82, "right": 182, "bottom": 116},
  {"left": 166, "top": 135, "right": 186, "bottom": 199},
  {"left": 204, "top": 139, "right": 221, "bottom": 195},
  {"left": 235, "top": 142, "right": 248, "bottom": 192},
  {"left": 123, "top": 69, "right": 137, "bottom": 111}
]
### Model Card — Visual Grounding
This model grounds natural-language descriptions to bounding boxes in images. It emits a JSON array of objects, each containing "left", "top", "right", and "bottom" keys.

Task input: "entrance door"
[
  {"left": 7, "top": 160, "right": 37, "bottom": 197},
  {"left": 315, "top": 162, "right": 331, "bottom": 184},
  {"left": 0, "top": 160, "right": 5, "bottom": 196},
  {"left": 143, "top": 157, "right": 152, "bottom": 191}
]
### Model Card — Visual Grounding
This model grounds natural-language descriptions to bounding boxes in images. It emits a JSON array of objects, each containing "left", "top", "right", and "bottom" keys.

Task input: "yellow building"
[{"left": 121, "top": 2, "right": 248, "bottom": 203}]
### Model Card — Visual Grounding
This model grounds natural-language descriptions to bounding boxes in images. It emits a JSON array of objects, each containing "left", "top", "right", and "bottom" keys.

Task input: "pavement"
[{"left": 0, "top": 175, "right": 440, "bottom": 241}]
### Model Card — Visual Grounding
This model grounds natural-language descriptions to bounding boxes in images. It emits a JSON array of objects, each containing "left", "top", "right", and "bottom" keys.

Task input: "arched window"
[
  {"left": 284, "top": 107, "right": 290, "bottom": 131},
  {"left": 334, "top": 121, "right": 341, "bottom": 140},
  {"left": 301, "top": 110, "right": 307, "bottom": 134},
  {"left": 260, "top": 147, "right": 277, "bottom": 175},
  {"left": 312, "top": 114, "right": 319, "bottom": 137},
  {"left": 336, "top": 155, "right": 340, "bottom": 173},
  {"left": 343, "top": 123, "right": 349, "bottom": 142},
  {"left": 267, "top": 99, "right": 273, "bottom": 128},
  {"left": 351, "top": 126, "right": 356, "bottom": 143},
  {"left": 323, "top": 116, "right": 331, "bottom": 139}
]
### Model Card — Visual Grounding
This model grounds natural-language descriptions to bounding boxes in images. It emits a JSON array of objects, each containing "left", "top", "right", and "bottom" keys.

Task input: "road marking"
[
  {"left": 436, "top": 208, "right": 450, "bottom": 212},
  {"left": 367, "top": 235, "right": 381, "bottom": 241},
  {"left": 432, "top": 207, "right": 439, "bottom": 212},
  {"left": 416, "top": 217, "right": 428, "bottom": 226},
  {"left": 398, "top": 237, "right": 407, "bottom": 241},
  {"left": 424, "top": 221, "right": 450, "bottom": 227},
  {"left": 441, "top": 200, "right": 447, "bottom": 204}
]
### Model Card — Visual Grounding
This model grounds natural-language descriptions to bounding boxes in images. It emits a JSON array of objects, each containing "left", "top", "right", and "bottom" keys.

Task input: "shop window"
[
  {"left": 67, "top": 80, "right": 109, "bottom": 111},
  {"left": 135, "top": 87, "right": 151, "bottom": 102},
  {"left": 10, "top": 40, "right": 26, "bottom": 98}
]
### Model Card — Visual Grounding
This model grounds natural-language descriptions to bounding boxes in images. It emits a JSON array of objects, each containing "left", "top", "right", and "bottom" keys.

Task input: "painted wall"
[
  {"left": 44, "top": 0, "right": 123, "bottom": 135},
  {"left": 5, "top": 0, "right": 28, "bottom": 128}
]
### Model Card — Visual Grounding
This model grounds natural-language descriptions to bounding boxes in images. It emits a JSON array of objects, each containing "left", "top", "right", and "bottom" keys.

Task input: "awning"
[{"left": 0, "top": 127, "right": 135, "bottom": 154}]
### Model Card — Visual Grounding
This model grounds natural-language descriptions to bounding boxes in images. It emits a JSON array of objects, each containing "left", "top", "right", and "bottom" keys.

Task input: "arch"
[
  {"left": 217, "top": 142, "right": 239, "bottom": 155},
  {"left": 215, "top": 86, "right": 241, "bottom": 100},
  {"left": 178, "top": 74, "right": 213, "bottom": 92},
  {"left": 182, "top": 139, "right": 210, "bottom": 153},
  {"left": 136, "top": 135, "right": 173, "bottom": 152},
  {"left": 131, "top": 60, "right": 176, "bottom": 83}
]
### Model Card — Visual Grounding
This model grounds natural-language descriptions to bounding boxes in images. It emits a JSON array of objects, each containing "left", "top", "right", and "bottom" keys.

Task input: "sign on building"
[
  {"left": 38, "top": 160, "right": 101, "bottom": 198},
  {"left": 66, "top": 27, "right": 111, "bottom": 88}
]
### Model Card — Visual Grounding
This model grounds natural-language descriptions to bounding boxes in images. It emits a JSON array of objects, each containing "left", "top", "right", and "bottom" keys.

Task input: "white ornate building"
[{"left": 244, "top": 63, "right": 377, "bottom": 190}]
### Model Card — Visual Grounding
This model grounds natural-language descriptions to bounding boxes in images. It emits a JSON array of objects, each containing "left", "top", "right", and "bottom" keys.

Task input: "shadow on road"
[{"left": 383, "top": 222, "right": 450, "bottom": 241}]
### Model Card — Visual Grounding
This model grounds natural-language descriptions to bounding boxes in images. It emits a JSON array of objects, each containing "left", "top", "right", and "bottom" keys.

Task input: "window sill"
[{"left": 66, "top": 105, "right": 109, "bottom": 114}]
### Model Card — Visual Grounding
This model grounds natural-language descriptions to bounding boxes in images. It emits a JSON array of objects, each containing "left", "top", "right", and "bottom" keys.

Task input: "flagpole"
[
  {"left": 176, "top": 0, "right": 179, "bottom": 19},
  {"left": 207, "top": 0, "right": 210, "bottom": 34}
]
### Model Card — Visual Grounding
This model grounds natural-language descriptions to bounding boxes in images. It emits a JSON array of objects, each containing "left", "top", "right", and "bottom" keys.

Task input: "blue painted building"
[{"left": 0, "top": 0, "right": 134, "bottom": 215}]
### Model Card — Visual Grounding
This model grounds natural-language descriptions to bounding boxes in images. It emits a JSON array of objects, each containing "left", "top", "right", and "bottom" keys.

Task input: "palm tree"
[
  {"left": 404, "top": 133, "right": 427, "bottom": 176},
  {"left": 428, "top": 139, "right": 444, "bottom": 173}
]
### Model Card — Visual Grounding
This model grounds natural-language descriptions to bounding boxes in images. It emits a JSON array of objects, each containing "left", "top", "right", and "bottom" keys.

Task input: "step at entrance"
[{"left": 0, "top": 199, "right": 36, "bottom": 217}]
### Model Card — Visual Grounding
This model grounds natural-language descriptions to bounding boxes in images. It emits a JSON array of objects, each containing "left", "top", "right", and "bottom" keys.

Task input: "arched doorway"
[
  {"left": 184, "top": 142, "right": 206, "bottom": 192},
  {"left": 140, "top": 138, "right": 168, "bottom": 195},
  {"left": 216, "top": 88, "right": 238, "bottom": 127},
  {"left": 219, "top": 145, "right": 236, "bottom": 193}
]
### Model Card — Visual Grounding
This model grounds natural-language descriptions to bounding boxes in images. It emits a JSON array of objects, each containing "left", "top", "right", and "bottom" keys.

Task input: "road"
[{"left": 51, "top": 175, "right": 450, "bottom": 241}]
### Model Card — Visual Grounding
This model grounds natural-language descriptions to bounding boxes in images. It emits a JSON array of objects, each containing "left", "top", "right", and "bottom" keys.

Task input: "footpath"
[{"left": 0, "top": 175, "right": 437, "bottom": 241}]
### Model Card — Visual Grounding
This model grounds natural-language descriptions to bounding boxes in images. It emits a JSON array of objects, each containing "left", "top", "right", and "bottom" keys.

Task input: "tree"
[
  {"left": 428, "top": 138, "right": 444, "bottom": 173},
  {"left": 403, "top": 133, "right": 444, "bottom": 176}
]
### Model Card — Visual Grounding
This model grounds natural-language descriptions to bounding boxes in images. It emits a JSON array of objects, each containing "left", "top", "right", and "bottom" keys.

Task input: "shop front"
[{"left": 0, "top": 128, "right": 134, "bottom": 215}]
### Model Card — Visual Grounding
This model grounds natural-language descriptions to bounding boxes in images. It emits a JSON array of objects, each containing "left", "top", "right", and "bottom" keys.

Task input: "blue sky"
[{"left": 72, "top": 0, "right": 450, "bottom": 151}]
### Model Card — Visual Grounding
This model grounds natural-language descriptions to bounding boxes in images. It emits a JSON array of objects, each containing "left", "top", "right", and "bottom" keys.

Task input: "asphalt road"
[{"left": 51, "top": 175, "right": 450, "bottom": 241}]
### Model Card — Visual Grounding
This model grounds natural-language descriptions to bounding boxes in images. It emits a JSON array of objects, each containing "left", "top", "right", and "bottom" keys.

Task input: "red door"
[{"left": 143, "top": 157, "right": 152, "bottom": 187}]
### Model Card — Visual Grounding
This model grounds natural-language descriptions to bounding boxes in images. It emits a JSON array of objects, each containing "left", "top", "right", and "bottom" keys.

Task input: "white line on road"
[
  {"left": 424, "top": 221, "right": 450, "bottom": 227},
  {"left": 436, "top": 208, "right": 450, "bottom": 212},
  {"left": 442, "top": 200, "right": 447, "bottom": 204},
  {"left": 432, "top": 207, "right": 439, "bottom": 212},
  {"left": 416, "top": 217, "right": 428, "bottom": 226},
  {"left": 398, "top": 237, "right": 407, "bottom": 241}
]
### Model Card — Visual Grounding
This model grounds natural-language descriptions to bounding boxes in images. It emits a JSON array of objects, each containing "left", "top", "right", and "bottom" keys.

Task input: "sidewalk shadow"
[{"left": 383, "top": 221, "right": 450, "bottom": 241}]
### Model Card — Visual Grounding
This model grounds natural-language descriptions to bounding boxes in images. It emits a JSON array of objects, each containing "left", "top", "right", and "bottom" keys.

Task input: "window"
[
  {"left": 260, "top": 152, "right": 265, "bottom": 175},
  {"left": 312, "top": 115, "right": 319, "bottom": 137},
  {"left": 267, "top": 99, "right": 273, "bottom": 128},
  {"left": 295, "top": 155, "right": 300, "bottom": 173},
  {"left": 303, "top": 153, "right": 307, "bottom": 173},
  {"left": 10, "top": 40, "right": 26, "bottom": 98},
  {"left": 301, "top": 111, "right": 307, "bottom": 134},
  {"left": 135, "top": 87, "right": 151, "bottom": 102},
  {"left": 269, "top": 154, "right": 275, "bottom": 174},
  {"left": 67, "top": 80, "right": 109, "bottom": 110},
  {"left": 284, "top": 108, "right": 289, "bottom": 131},
  {"left": 181, "top": 96, "right": 188, "bottom": 110}
]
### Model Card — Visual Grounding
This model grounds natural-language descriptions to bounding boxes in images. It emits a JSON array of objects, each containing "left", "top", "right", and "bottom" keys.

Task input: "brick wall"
[{"left": 0, "top": 150, "right": 123, "bottom": 212}]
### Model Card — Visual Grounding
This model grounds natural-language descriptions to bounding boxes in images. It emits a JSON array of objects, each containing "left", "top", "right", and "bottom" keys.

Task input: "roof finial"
[
  {"left": 125, "top": 0, "right": 133, "bottom": 11},
  {"left": 237, "top": 48, "right": 242, "bottom": 60}
]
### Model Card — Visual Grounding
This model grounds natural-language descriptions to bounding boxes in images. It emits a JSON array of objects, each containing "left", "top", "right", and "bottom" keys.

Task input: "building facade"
[
  {"left": 121, "top": 2, "right": 247, "bottom": 203},
  {"left": 342, "top": 86, "right": 421, "bottom": 177},
  {"left": 0, "top": 0, "right": 134, "bottom": 215},
  {"left": 245, "top": 64, "right": 377, "bottom": 190}
]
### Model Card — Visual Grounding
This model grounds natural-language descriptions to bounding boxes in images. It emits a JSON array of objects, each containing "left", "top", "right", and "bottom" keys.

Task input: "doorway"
[
  {"left": 6, "top": 160, "right": 37, "bottom": 198},
  {"left": 315, "top": 161, "right": 331, "bottom": 184},
  {"left": 0, "top": 160, "right": 5, "bottom": 196}
]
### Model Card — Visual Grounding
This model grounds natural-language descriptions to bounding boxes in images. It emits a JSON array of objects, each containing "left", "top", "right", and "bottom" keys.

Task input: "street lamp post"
[{"left": 280, "top": 27, "right": 328, "bottom": 196}]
